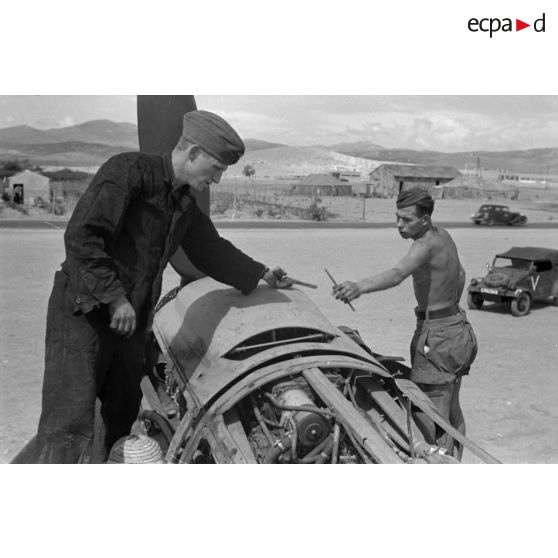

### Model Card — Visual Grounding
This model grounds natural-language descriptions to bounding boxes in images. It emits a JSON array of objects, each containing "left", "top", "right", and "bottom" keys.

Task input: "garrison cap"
[
  {"left": 181, "top": 110, "right": 245, "bottom": 165},
  {"left": 396, "top": 187, "right": 434, "bottom": 211}
]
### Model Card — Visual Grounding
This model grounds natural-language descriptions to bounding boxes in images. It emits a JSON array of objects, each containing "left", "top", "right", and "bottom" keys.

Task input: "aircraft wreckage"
[{"left": 132, "top": 277, "right": 500, "bottom": 464}]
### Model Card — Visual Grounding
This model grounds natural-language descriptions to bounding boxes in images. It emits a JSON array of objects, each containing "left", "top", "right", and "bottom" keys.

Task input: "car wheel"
[
  {"left": 467, "top": 293, "right": 484, "bottom": 310},
  {"left": 510, "top": 293, "right": 531, "bottom": 317}
]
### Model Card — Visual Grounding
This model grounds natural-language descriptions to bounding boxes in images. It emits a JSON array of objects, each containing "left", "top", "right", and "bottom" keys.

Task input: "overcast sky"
[{"left": 1, "top": 95, "right": 557, "bottom": 152}]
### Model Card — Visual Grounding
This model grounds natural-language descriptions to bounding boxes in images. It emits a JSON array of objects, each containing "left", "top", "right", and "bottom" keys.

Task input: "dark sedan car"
[{"left": 470, "top": 204, "right": 527, "bottom": 226}]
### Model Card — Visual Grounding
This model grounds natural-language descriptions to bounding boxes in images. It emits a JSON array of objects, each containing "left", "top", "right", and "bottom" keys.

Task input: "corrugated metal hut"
[
  {"left": 292, "top": 174, "right": 353, "bottom": 196},
  {"left": 368, "top": 164, "right": 461, "bottom": 197}
]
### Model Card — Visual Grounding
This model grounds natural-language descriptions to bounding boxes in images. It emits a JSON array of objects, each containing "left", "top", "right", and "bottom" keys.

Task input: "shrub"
[
  {"left": 1, "top": 159, "right": 29, "bottom": 172},
  {"left": 6, "top": 201, "right": 29, "bottom": 215},
  {"left": 42, "top": 168, "right": 91, "bottom": 182},
  {"left": 211, "top": 192, "right": 236, "bottom": 214}
]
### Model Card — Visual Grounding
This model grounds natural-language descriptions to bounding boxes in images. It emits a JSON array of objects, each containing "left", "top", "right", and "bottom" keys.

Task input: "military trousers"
[{"left": 33, "top": 270, "right": 146, "bottom": 463}]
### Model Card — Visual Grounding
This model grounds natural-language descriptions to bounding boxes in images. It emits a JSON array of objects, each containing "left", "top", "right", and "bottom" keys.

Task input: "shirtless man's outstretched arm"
[{"left": 332, "top": 187, "right": 478, "bottom": 460}]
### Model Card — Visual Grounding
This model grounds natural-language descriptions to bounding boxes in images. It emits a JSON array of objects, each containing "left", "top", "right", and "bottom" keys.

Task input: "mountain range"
[
  {"left": 1, "top": 120, "right": 557, "bottom": 175},
  {"left": 329, "top": 142, "right": 558, "bottom": 175}
]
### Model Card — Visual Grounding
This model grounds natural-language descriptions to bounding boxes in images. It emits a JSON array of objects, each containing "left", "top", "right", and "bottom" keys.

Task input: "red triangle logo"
[{"left": 516, "top": 19, "right": 530, "bottom": 31}]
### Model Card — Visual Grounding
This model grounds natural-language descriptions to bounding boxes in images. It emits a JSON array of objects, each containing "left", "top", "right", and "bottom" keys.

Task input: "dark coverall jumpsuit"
[{"left": 30, "top": 151, "right": 266, "bottom": 463}]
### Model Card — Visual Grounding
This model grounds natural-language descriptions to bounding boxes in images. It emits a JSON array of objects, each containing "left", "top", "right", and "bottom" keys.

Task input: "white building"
[{"left": 7, "top": 170, "right": 51, "bottom": 204}]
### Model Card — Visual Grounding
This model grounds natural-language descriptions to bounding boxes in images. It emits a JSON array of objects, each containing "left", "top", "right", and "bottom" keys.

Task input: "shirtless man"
[{"left": 333, "top": 187, "right": 477, "bottom": 458}]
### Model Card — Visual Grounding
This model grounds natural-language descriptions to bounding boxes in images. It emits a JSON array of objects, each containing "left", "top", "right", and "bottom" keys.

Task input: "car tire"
[
  {"left": 467, "top": 293, "right": 484, "bottom": 310},
  {"left": 511, "top": 293, "right": 531, "bottom": 317}
]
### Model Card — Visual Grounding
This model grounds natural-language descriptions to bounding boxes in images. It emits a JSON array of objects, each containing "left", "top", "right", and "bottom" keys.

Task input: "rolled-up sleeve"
[
  {"left": 64, "top": 155, "right": 133, "bottom": 313},
  {"left": 181, "top": 206, "right": 266, "bottom": 294}
]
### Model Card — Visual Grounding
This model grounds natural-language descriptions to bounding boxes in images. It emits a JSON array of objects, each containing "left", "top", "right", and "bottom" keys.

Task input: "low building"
[
  {"left": 292, "top": 174, "right": 353, "bottom": 196},
  {"left": 331, "top": 171, "right": 370, "bottom": 196},
  {"left": 330, "top": 171, "right": 362, "bottom": 183},
  {"left": 440, "top": 175, "right": 519, "bottom": 200},
  {"left": 368, "top": 164, "right": 461, "bottom": 197},
  {"left": 483, "top": 169, "right": 558, "bottom": 187},
  {"left": 7, "top": 170, "right": 51, "bottom": 205}
]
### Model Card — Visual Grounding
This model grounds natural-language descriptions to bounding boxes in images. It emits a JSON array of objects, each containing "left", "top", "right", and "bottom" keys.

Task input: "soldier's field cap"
[
  {"left": 396, "top": 187, "right": 434, "bottom": 210},
  {"left": 181, "top": 110, "right": 245, "bottom": 166}
]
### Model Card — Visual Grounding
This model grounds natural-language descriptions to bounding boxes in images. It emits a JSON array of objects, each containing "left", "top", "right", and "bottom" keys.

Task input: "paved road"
[{"left": 1, "top": 219, "right": 557, "bottom": 230}]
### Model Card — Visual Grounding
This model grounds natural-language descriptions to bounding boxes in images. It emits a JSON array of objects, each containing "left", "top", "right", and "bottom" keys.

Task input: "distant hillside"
[
  {"left": 331, "top": 145, "right": 558, "bottom": 174},
  {"left": 244, "top": 138, "right": 287, "bottom": 151},
  {"left": 325, "top": 140, "right": 385, "bottom": 156},
  {"left": 0, "top": 120, "right": 138, "bottom": 148},
  {"left": 228, "top": 145, "right": 384, "bottom": 178},
  {"left": 0, "top": 121, "right": 289, "bottom": 169},
  {"left": 2, "top": 119, "right": 558, "bottom": 175},
  {"left": 0, "top": 141, "right": 133, "bottom": 167}
]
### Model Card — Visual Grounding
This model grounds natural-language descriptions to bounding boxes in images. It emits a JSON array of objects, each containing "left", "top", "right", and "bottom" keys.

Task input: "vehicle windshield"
[{"left": 493, "top": 257, "right": 532, "bottom": 270}]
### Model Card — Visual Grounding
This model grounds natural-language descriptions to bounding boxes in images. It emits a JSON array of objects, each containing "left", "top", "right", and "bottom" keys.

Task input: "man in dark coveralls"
[
  {"left": 24, "top": 110, "right": 291, "bottom": 464},
  {"left": 332, "top": 187, "right": 477, "bottom": 458}
]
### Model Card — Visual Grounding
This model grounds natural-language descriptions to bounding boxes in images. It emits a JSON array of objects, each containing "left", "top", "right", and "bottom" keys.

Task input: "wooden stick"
[
  {"left": 395, "top": 378, "right": 501, "bottom": 464},
  {"left": 302, "top": 367, "right": 402, "bottom": 463},
  {"left": 324, "top": 268, "right": 356, "bottom": 311},
  {"left": 288, "top": 277, "right": 317, "bottom": 289}
]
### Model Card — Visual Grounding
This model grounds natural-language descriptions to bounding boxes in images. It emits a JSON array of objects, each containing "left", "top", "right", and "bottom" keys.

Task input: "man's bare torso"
[{"left": 411, "top": 226, "right": 461, "bottom": 311}]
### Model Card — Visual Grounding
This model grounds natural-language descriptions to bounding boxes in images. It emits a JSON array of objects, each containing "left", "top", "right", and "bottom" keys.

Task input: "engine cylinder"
[{"left": 277, "top": 387, "right": 330, "bottom": 447}]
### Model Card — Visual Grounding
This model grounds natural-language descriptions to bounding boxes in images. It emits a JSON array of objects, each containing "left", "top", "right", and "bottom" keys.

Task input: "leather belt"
[{"left": 414, "top": 305, "right": 459, "bottom": 320}]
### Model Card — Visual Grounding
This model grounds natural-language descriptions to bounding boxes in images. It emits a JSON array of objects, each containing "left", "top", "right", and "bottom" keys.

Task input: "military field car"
[
  {"left": 470, "top": 204, "right": 527, "bottom": 226},
  {"left": 467, "top": 247, "right": 558, "bottom": 316}
]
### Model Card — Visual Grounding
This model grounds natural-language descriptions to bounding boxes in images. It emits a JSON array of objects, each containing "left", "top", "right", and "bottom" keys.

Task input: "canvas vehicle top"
[{"left": 467, "top": 246, "right": 558, "bottom": 316}]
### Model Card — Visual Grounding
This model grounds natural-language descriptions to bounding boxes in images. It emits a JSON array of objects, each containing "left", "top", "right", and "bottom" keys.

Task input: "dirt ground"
[{"left": 1, "top": 223, "right": 557, "bottom": 464}]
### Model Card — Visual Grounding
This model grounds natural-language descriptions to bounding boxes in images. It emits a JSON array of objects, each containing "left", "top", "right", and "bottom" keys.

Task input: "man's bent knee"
[{"left": 417, "top": 383, "right": 454, "bottom": 421}]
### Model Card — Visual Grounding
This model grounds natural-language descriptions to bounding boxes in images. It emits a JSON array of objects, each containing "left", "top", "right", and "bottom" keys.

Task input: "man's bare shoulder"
[
  {"left": 435, "top": 225, "right": 459, "bottom": 250},
  {"left": 412, "top": 228, "right": 438, "bottom": 251},
  {"left": 407, "top": 235, "right": 433, "bottom": 264},
  {"left": 409, "top": 226, "right": 456, "bottom": 263},
  {"left": 419, "top": 226, "right": 455, "bottom": 248}
]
